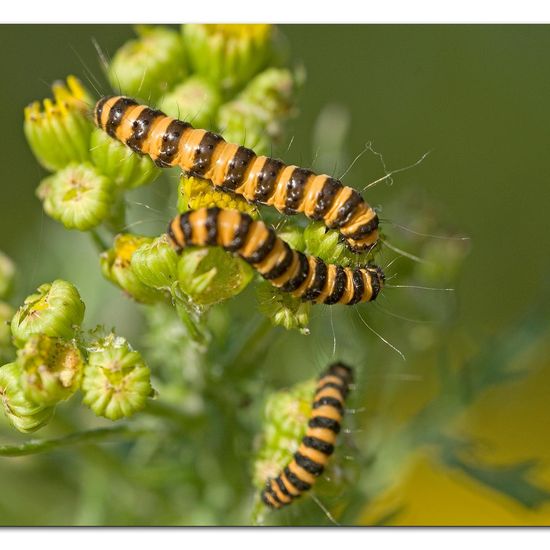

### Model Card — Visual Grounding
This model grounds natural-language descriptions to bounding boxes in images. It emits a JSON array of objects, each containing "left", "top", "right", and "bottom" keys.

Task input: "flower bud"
[
  {"left": 253, "top": 378, "right": 315, "bottom": 488},
  {"left": 100, "top": 234, "right": 166, "bottom": 304},
  {"left": 157, "top": 76, "right": 221, "bottom": 130},
  {"left": 240, "top": 67, "right": 298, "bottom": 118},
  {"left": 277, "top": 224, "right": 306, "bottom": 253},
  {"left": 216, "top": 100, "right": 272, "bottom": 156},
  {"left": 90, "top": 128, "right": 161, "bottom": 189},
  {"left": 0, "top": 250, "right": 16, "bottom": 300},
  {"left": 131, "top": 234, "right": 179, "bottom": 291},
  {"left": 217, "top": 67, "right": 300, "bottom": 156},
  {"left": 182, "top": 24, "right": 275, "bottom": 93},
  {"left": 177, "top": 175, "right": 258, "bottom": 217},
  {"left": 36, "top": 163, "right": 115, "bottom": 231},
  {"left": 82, "top": 333, "right": 153, "bottom": 421},
  {"left": 17, "top": 334, "right": 83, "bottom": 406},
  {"left": 256, "top": 282, "right": 310, "bottom": 335},
  {"left": 303, "top": 221, "right": 373, "bottom": 267},
  {"left": 0, "top": 362, "right": 55, "bottom": 433},
  {"left": 24, "top": 76, "right": 94, "bottom": 172},
  {"left": 108, "top": 26, "right": 187, "bottom": 102},
  {"left": 10, "top": 280, "right": 85, "bottom": 348},
  {"left": 177, "top": 247, "right": 254, "bottom": 307}
]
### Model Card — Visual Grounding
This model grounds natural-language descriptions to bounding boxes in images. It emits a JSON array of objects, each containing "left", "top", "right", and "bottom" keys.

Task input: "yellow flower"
[
  {"left": 24, "top": 76, "right": 94, "bottom": 171},
  {"left": 178, "top": 175, "right": 258, "bottom": 218},
  {"left": 182, "top": 24, "right": 275, "bottom": 93}
]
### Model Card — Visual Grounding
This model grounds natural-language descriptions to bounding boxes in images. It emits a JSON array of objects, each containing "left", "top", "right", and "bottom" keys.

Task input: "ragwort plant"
[{"left": 1, "top": 24, "right": 549, "bottom": 526}]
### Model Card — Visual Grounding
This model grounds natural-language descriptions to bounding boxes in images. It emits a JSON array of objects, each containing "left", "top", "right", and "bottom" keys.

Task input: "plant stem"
[
  {"left": 89, "top": 229, "right": 109, "bottom": 253},
  {"left": 0, "top": 425, "right": 149, "bottom": 457},
  {"left": 175, "top": 298, "right": 209, "bottom": 348}
]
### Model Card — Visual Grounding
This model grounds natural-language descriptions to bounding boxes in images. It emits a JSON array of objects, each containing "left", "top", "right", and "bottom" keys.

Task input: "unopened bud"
[
  {"left": 256, "top": 282, "right": 310, "bottom": 335},
  {"left": 36, "top": 163, "right": 115, "bottom": 231},
  {"left": 100, "top": 234, "right": 166, "bottom": 304},
  {"left": 0, "top": 362, "right": 55, "bottom": 433},
  {"left": 17, "top": 334, "right": 83, "bottom": 406},
  {"left": 90, "top": 128, "right": 161, "bottom": 189},
  {"left": 82, "top": 333, "right": 153, "bottom": 421},
  {"left": 24, "top": 76, "right": 94, "bottom": 171},
  {"left": 108, "top": 26, "right": 187, "bottom": 102},
  {"left": 10, "top": 280, "right": 85, "bottom": 348}
]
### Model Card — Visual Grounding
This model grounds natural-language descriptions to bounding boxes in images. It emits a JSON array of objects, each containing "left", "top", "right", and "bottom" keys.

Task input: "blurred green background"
[{"left": 0, "top": 25, "right": 549, "bottom": 526}]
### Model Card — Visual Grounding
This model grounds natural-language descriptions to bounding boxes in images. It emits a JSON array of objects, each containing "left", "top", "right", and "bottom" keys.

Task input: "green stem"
[
  {"left": 144, "top": 399, "right": 197, "bottom": 428},
  {"left": 89, "top": 229, "right": 109, "bottom": 253},
  {"left": 174, "top": 297, "right": 209, "bottom": 348},
  {"left": 0, "top": 425, "right": 149, "bottom": 457},
  {"left": 103, "top": 191, "right": 127, "bottom": 236}
]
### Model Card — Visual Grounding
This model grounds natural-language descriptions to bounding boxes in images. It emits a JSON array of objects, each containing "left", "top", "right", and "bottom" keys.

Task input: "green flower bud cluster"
[
  {"left": 100, "top": 234, "right": 167, "bottom": 304},
  {"left": 25, "top": 25, "right": 299, "bottom": 236},
  {"left": 218, "top": 67, "right": 300, "bottom": 155},
  {"left": 182, "top": 24, "right": 276, "bottom": 94},
  {"left": 106, "top": 25, "right": 299, "bottom": 158},
  {"left": 0, "top": 280, "right": 153, "bottom": 432},
  {"left": 109, "top": 26, "right": 187, "bottom": 103},
  {"left": 256, "top": 282, "right": 311, "bottom": 335},
  {"left": 303, "top": 221, "right": 375, "bottom": 267},
  {"left": 24, "top": 76, "right": 160, "bottom": 233},
  {"left": 158, "top": 76, "right": 221, "bottom": 130},
  {"left": 100, "top": 228, "right": 253, "bottom": 316},
  {"left": 1, "top": 279, "right": 85, "bottom": 432}
]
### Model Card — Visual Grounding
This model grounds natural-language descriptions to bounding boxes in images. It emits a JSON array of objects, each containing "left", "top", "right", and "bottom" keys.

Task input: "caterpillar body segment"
[
  {"left": 166, "top": 207, "right": 385, "bottom": 306},
  {"left": 95, "top": 96, "right": 380, "bottom": 251},
  {"left": 261, "top": 362, "right": 354, "bottom": 509}
]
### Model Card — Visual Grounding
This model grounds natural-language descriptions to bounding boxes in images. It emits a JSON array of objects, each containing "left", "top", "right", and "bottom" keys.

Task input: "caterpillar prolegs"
[
  {"left": 95, "top": 96, "right": 380, "bottom": 252},
  {"left": 167, "top": 207, "right": 385, "bottom": 306},
  {"left": 261, "top": 362, "right": 353, "bottom": 509}
]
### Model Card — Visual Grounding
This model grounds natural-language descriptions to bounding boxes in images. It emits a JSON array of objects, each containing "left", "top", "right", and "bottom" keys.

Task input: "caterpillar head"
[
  {"left": 366, "top": 264, "right": 385, "bottom": 300},
  {"left": 326, "top": 362, "right": 354, "bottom": 385}
]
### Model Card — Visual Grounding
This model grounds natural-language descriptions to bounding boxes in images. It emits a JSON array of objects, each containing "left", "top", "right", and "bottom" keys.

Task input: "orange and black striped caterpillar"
[
  {"left": 95, "top": 96, "right": 380, "bottom": 252},
  {"left": 261, "top": 362, "right": 353, "bottom": 509},
  {"left": 167, "top": 207, "right": 385, "bottom": 306}
]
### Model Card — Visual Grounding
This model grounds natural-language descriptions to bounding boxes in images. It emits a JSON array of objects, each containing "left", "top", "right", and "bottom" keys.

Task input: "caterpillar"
[
  {"left": 167, "top": 207, "right": 385, "bottom": 306},
  {"left": 95, "top": 96, "right": 380, "bottom": 252},
  {"left": 261, "top": 362, "right": 353, "bottom": 510}
]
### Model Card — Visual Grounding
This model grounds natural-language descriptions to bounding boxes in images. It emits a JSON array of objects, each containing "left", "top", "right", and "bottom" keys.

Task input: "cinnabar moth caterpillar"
[
  {"left": 167, "top": 207, "right": 384, "bottom": 306},
  {"left": 95, "top": 96, "right": 379, "bottom": 251},
  {"left": 261, "top": 362, "right": 353, "bottom": 509}
]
